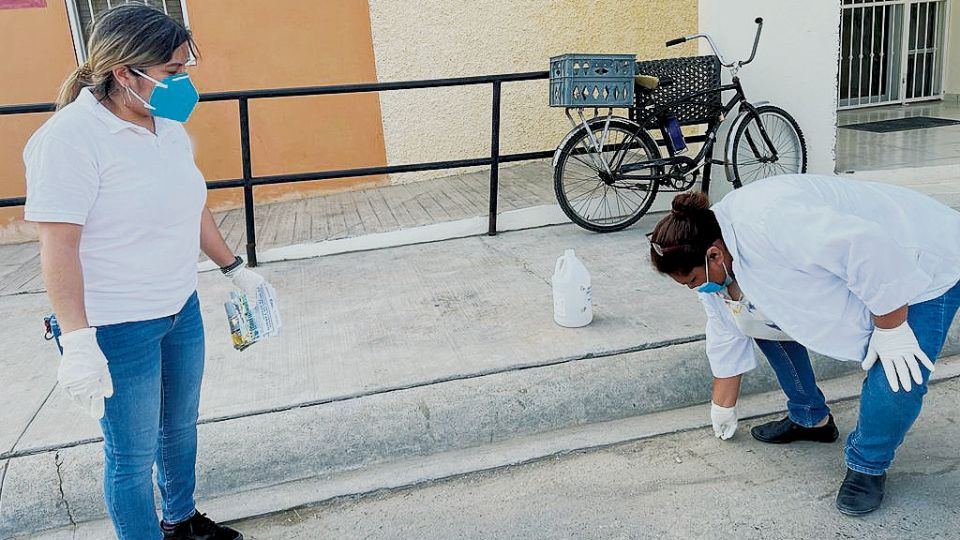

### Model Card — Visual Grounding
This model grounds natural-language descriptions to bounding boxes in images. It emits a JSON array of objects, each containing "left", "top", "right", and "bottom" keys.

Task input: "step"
[
  {"left": 3, "top": 221, "right": 959, "bottom": 538},
  {"left": 20, "top": 355, "right": 960, "bottom": 540}
]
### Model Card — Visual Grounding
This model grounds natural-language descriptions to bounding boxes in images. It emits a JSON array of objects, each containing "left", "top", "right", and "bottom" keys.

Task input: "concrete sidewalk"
[
  {"left": 231, "top": 375, "right": 960, "bottom": 540},
  {"left": 2, "top": 167, "right": 959, "bottom": 538},
  {"left": 25, "top": 358, "right": 960, "bottom": 539},
  {"left": 3, "top": 213, "right": 960, "bottom": 538}
]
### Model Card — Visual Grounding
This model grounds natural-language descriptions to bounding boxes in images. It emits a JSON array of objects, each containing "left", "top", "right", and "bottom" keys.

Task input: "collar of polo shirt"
[{"left": 75, "top": 87, "right": 170, "bottom": 136}]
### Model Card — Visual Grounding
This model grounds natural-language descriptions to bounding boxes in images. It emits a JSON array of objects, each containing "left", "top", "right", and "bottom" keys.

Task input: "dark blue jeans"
[
  {"left": 757, "top": 280, "right": 960, "bottom": 475},
  {"left": 755, "top": 339, "right": 832, "bottom": 428},
  {"left": 96, "top": 292, "right": 205, "bottom": 539},
  {"left": 845, "top": 280, "right": 960, "bottom": 475}
]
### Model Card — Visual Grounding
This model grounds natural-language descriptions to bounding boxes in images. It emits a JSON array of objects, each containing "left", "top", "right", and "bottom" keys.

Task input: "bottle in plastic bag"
[
  {"left": 552, "top": 249, "right": 593, "bottom": 327},
  {"left": 659, "top": 111, "right": 687, "bottom": 154}
]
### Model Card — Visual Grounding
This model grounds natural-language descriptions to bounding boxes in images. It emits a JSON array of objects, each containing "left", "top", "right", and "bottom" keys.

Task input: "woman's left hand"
[
  {"left": 862, "top": 321, "right": 935, "bottom": 392},
  {"left": 225, "top": 266, "right": 266, "bottom": 301}
]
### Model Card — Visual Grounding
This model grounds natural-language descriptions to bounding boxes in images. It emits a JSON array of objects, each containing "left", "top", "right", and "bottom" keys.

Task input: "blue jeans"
[
  {"left": 757, "top": 280, "right": 960, "bottom": 476},
  {"left": 755, "top": 339, "right": 832, "bottom": 428},
  {"left": 845, "top": 280, "right": 960, "bottom": 475},
  {"left": 96, "top": 292, "right": 205, "bottom": 540}
]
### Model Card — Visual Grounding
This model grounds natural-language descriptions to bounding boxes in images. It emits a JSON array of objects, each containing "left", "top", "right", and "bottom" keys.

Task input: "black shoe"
[
  {"left": 162, "top": 511, "right": 243, "bottom": 540},
  {"left": 750, "top": 415, "right": 839, "bottom": 444},
  {"left": 836, "top": 468, "right": 886, "bottom": 516}
]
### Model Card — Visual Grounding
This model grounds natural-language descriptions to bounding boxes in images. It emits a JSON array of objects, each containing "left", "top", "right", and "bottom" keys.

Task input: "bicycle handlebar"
[{"left": 665, "top": 17, "right": 764, "bottom": 70}]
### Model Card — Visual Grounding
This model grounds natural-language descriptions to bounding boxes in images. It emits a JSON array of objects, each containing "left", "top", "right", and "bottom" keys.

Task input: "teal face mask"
[
  {"left": 127, "top": 69, "right": 199, "bottom": 123},
  {"left": 697, "top": 254, "right": 732, "bottom": 294}
]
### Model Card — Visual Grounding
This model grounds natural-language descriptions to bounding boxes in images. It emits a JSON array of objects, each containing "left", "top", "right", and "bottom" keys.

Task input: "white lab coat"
[{"left": 701, "top": 174, "right": 960, "bottom": 378}]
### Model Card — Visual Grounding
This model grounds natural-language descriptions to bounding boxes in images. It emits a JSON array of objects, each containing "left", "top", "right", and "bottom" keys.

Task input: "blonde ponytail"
[{"left": 55, "top": 64, "right": 93, "bottom": 109}]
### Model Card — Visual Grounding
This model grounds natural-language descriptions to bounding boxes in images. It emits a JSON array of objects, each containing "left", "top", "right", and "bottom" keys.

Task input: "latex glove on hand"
[
  {"left": 58, "top": 327, "right": 113, "bottom": 419},
  {"left": 862, "top": 321, "right": 934, "bottom": 393},
  {"left": 711, "top": 402, "right": 738, "bottom": 440},
  {"left": 224, "top": 264, "right": 266, "bottom": 301}
]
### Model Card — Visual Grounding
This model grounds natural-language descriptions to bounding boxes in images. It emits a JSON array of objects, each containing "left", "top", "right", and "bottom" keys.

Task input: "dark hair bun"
[{"left": 671, "top": 191, "right": 711, "bottom": 217}]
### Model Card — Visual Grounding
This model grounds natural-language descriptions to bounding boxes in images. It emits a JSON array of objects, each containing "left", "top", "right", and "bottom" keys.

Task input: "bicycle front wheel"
[
  {"left": 553, "top": 117, "right": 661, "bottom": 233},
  {"left": 729, "top": 105, "right": 807, "bottom": 188}
]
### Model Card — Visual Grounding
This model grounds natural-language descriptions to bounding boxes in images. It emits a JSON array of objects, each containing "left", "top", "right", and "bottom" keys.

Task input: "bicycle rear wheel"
[
  {"left": 553, "top": 117, "right": 661, "bottom": 233},
  {"left": 729, "top": 105, "right": 807, "bottom": 188}
]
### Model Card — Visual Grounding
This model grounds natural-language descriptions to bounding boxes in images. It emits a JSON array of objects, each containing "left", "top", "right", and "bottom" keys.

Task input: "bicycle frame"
[
  {"left": 563, "top": 17, "right": 779, "bottom": 194},
  {"left": 614, "top": 75, "right": 778, "bottom": 194}
]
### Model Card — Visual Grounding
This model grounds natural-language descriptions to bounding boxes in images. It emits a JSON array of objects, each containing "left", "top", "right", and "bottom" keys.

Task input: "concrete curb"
[
  {"left": 4, "top": 324, "right": 959, "bottom": 538},
  {"left": 22, "top": 355, "right": 960, "bottom": 540}
]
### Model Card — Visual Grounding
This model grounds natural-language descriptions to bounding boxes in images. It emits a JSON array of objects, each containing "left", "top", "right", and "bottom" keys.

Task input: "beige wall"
[{"left": 367, "top": 0, "right": 699, "bottom": 184}]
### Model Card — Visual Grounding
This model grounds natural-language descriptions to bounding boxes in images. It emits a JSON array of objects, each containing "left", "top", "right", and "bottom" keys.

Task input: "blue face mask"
[
  {"left": 697, "top": 254, "right": 733, "bottom": 294},
  {"left": 127, "top": 69, "right": 199, "bottom": 123}
]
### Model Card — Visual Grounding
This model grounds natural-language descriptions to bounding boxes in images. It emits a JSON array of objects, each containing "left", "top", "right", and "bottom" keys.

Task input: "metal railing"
[
  {"left": 0, "top": 72, "right": 557, "bottom": 266},
  {"left": 0, "top": 70, "right": 712, "bottom": 266}
]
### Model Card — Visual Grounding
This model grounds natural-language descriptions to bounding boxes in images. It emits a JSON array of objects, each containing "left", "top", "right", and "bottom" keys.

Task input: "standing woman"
[
  {"left": 647, "top": 174, "right": 960, "bottom": 515},
  {"left": 25, "top": 5, "right": 263, "bottom": 539}
]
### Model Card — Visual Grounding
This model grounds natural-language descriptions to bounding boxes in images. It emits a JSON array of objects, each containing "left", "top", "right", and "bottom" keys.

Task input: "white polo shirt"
[{"left": 24, "top": 88, "right": 207, "bottom": 326}]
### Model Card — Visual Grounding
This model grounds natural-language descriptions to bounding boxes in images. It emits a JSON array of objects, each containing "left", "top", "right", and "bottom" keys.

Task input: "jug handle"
[{"left": 555, "top": 257, "right": 566, "bottom": 276}]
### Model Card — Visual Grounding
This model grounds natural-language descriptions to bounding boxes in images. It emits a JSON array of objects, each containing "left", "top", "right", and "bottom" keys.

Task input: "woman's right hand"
[
  {"left": 58, "top": 328, "right": 113, "bottom": 419},
  {"left": 711, "top": 402, "right": 738, "bottom": 440},
  {"left": 710, "top": 374, "right": 741, "bottom": 440}
]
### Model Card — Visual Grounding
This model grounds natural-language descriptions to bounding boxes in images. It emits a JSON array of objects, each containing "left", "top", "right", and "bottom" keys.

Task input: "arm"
[
  {"left": 201, "top": 206, "right": 267, "bottom": 299},
  {"left": 700, "top": 293, "right": 757, "bottom": 379},
  {"left": 712, "top": 374, "right": 742, "bottom": 407},
  {"left": 873, "top": 305, "right": 908, "bottom": 329},
  {"left": 37, "top": 222, "right": 88, "bottom": 333},
  {"left": 769, "top": 207, "right": 929, "bottom": 391},
  {"left": 200, "top": 207, "right": 237, "bottom": 267},
  {"left": 25, "top": 136, "right": 112, "bottom": 418},
  {"left": 36, "top": 221, "right": 113, "bottom": 419},
  {"left": 700, "top": 294, "right": 754, "bottom": 440}
]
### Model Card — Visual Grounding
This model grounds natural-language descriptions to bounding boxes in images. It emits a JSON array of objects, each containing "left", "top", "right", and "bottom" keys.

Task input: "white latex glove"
[
  {"left": 862, "top": 321, "right": 934, "bottom": 393},
  {"left": 711, "top": 402, "right": 738, "bottom": 440},
  {"left": 224, "top": 265, "right": 265, "bottom": 301},
  {"left": 58, "top": 327, "right": 113, "bottom": 419}
]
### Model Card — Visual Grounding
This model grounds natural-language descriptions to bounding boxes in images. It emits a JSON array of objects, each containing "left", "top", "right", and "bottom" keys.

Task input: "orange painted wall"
[
  {"left": 0, "top": 1, "right": 77, "bottom": 241},
  {"left": 0, "top": 0, "right": 387, "bottom": 242}
]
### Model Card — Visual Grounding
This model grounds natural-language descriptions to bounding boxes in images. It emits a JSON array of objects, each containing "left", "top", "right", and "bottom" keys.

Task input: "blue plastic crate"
[{"left": 549, "top": 53, "right": 636, "bottom": 108}]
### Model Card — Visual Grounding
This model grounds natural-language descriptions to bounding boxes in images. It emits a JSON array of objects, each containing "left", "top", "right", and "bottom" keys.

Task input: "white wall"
[
  {"left": 699, "top": 0, "right": 841, "bottom": 199},
  {"left": 946, "top": 0, "right": 960, "bottom": 97}
]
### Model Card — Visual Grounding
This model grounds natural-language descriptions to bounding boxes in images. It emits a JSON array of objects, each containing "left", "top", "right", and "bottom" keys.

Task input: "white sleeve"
[
  {"left": 700, "top": 293, "right": 757, "bottom": 378},
  {"left": 769, "top": 206, "right": 933, "bottom": 316},
  {"left": 24, "top": 135, "right": 99, "bottom": 225}
]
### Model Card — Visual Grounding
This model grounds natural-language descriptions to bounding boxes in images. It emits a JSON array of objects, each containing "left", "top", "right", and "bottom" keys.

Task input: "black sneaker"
[
  {"left": 750, "top": 414, "right": 839, "bottom": 444},
  {"left": 162, "top": 512, "right": 243, "bottom": 540},
  {"left": 836, "top": 468, "right": 886, "bottom": 516}
]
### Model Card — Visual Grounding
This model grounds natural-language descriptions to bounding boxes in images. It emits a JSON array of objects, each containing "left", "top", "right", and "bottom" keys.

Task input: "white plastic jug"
[{"left": 552, "top": 249, "right": 593, "bottom": 327}]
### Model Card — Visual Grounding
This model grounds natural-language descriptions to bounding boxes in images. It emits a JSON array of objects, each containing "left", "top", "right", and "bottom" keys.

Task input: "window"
[{"left": 65, "top": 0, "right": 191, "bottom": 63}]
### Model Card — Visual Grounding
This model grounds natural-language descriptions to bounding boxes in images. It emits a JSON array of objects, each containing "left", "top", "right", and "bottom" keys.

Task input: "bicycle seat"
[
  {"left": 634, "top": 74, "right": 674, "bottom": 92},
  {"left": 634, "top": 74, "right": 660, "bottom": 90}
]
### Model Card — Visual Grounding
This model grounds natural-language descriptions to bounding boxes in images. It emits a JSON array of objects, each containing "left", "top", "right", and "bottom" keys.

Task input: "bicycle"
[{"left": 549, "top": 18, "right": 807, "bottom": 232}]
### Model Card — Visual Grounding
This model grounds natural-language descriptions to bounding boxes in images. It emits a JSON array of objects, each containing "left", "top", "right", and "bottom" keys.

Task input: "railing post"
[
  {"left": 238, "top": 98, "right": 258, "bottom": 267},
  {"left": 488, "top": 80, "right": 502, "bottom": 236}
]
